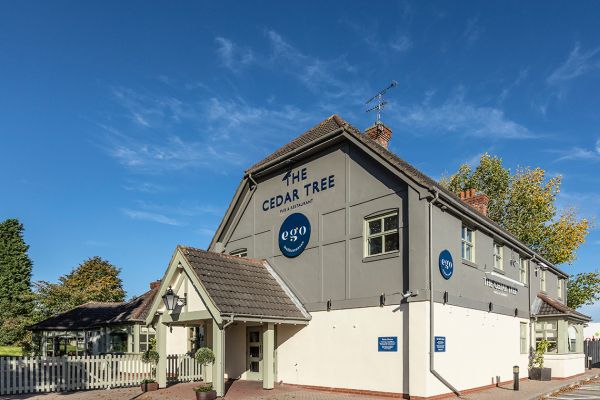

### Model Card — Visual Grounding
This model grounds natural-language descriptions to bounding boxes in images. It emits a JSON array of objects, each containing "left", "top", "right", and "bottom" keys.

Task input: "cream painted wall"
[
  {"left": 166, "top": 326, "right": 188, "bottom": 354},
  {"left": 225, "top": 324, "right": 247, "bottom": 380},
  {"left": 276, "top": 305, "right": 407, "bottom": 394},
  {"left": 545, "top": 354, "right": 585, "bottom": 378},
  {"left": 408, "top": 302, "right": 530, "bottom": 398}
]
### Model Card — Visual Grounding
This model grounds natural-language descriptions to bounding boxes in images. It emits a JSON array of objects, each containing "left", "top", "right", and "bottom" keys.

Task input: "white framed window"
[
  {"left": 493, "top": 243, "right": 503, "bottom": 270},
  {"left": 535, "top": 320, "right": 558, "bottom": 353},
  {"left": 557, "top": 279, "right": 563, "bottom": 299},
  {"left": 365, "top": 212, "right": 399, "bottom": 257},
  {"left": 520, "top": 322, "right": 528, "bottom": 354},
  {"left": 541, "top": 270, "right": 547, "bottom": 292},
  {"left": 139, "top": 326, "right": 156, "bottom": 352},
  {"left": 461, "top": 226, "right": 475, "bottom": 262},
  {"left": 230, "top": 248, "right": 248, "bottom": 258},
  {"left": 519, "top": 259, "right": 529, "bottom": 285},
  {"left": 568, "top": 325, "right": 578, "bottom": 352}
]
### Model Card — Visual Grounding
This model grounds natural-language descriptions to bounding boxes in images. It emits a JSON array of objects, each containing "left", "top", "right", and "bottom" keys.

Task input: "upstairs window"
[
  {"left": 519, "top": 259, "right": 529, "bottom": 285},
  {"left": 461, "top": 226, "right": 475, "bottom": 262},
  {"left": 365, "top": 212, "right": 399, "bottom": 257},
  {"left": 541, "top": 270, "right": 547, "bottom": 292},
  {"left": 558, "top": 279, "right": 563, "bottom": 299},
  {"left": 493, "top": 243, "right": 503, "bottom": 270},
  {"left": 230, "top": 248, "right": 248, "bottom": 258}
]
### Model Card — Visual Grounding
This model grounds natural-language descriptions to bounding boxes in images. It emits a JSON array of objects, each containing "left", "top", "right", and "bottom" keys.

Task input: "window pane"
[
  {"left": 461, "top": 243, "right": 466, "bottom": 259},
  {"left": 383, "top": 215, "right": 398, "bottom": 232},
  {"left": 384, "top": 233, "right": 399, "bottom": 252},
  {"left": 249, "top": 346, "right": 260, "bottom": 358},
  {"left": 250, "top": 361, "right": 260, "bottom": 372},
  {"left": 466, "top": 229, "right": 472, "bottom": 242},
  {"left": 369, "top": 236, "right": 383, "bottom": 255},
  {"left": 465, "top": 245, "right": 472, "bottom": 261},
  {"left": 369, "top": 219, "right": 382, "bottom": 235}
]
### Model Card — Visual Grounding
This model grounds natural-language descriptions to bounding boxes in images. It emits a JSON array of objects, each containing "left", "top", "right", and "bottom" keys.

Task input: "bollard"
[
  {"left": 589, "top": 356, "right": 593, "bottom": 370},
  {"left": 513, "top": 365, "right": 520, "bottom": 391}
]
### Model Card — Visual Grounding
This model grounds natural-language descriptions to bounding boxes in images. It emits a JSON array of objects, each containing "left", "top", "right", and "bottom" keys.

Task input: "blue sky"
[{"left": 1, "top": 1, "right": 599, "bottom": 316}]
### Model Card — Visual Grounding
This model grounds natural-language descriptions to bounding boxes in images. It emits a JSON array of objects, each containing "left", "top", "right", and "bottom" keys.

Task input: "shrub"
[
  {"left": 194, "top": 347, "right": 215, "bottom": 366},
  {"left": 140, "top": 378, "right": 156, "bottom": 384},
  {"left": 533, "top": 339, "right": 550, "bottom": 368},
  {"left": 193, "top": 383, "right": 213, "bottom": 392}
]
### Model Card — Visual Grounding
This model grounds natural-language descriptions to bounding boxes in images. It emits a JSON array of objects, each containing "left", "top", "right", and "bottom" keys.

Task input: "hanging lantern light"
[{"left": 162, "top": 286, "right": 178, "bottom": 311}]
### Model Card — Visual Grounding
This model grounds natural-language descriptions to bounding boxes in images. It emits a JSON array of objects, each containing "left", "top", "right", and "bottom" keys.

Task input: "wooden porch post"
[
  {"left": 263, "top": 323, "right": 275, "bottom": 390},
  {"left": 156, "top": 316, "right": 168, "bottom": 388},
  {"left": 212, "top": 321, "right": 225, "bottom": 397}
]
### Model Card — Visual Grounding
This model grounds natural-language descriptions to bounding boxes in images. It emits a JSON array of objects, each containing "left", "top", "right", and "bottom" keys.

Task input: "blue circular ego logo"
[
  {"left": 439, "top": 250, "right": 454, "bottom": 280},
  {"left": 279, "top": 213, "right": 311, "bottom": 258}
]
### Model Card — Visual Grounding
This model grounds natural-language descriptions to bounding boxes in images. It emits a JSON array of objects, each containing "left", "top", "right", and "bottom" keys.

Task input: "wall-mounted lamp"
[
  {"left": 443, "top": 291, "right": 449, "bottom": 304},
  {"left": 514, "top": 308, "right": 519, "bottom": 317},
  {"left": 326, "top": 299, "right": 332, "bottom": 312},
  {"left": 488, "top": 302, "right": 494, "bottom": 312},
  {"left": 162, "top": 286, "right": 186, "bottom": 311},
  {"left": 379, "top": 293, "right": 386, "bottom": 307}
]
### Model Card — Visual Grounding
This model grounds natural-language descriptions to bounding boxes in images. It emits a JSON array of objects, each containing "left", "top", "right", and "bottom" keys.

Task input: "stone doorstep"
[{"left": 533, "top": 373, "right": 600, "bottom": 400}]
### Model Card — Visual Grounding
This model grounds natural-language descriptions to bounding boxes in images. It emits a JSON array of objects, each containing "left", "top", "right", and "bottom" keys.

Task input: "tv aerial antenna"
[{"left": 366, "top": 80, "right": 397, "bottom": 125}]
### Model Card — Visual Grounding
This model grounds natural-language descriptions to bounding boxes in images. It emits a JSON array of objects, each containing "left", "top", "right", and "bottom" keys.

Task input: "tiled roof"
[
  {"left": 30, "top": 287, "right": 160, "bottom": 331},
  {"left": 533, "top": 292, "right": 591, "bottom": 321},
  {"left": 179, "top": 246, "right": 309, "bottom": 321},
  {"left": 245, "top": 114, "right": 565, "bottom": 276}
]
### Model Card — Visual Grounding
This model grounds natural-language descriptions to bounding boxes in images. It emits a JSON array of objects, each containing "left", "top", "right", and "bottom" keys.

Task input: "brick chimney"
[
  {"left": 365, "top": 122, "right": 392, "bottom": 148},
  {"left": 460, "top": 188, "right": 490, "bottom": 216},
  {"left": 150, "top": 280, "right": 161, "bottom": 290}
]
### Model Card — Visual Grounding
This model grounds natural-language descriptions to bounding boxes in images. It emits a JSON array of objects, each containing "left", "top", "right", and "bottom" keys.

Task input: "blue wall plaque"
[
  {"left": 434, "top": 336, "right": 446, "bottom": 352},
  {"left": 279, "top": 213, "right": 311, "bottom": 258},
  {"left": 438, "top": 249, "right": 454, "bottom": 280},
  {"left": 378, "top": 336, "right": 398, "bottom": 352}
]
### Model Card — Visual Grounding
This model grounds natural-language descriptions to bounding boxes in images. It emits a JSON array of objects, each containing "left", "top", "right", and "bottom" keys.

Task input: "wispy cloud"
[
  {"left": 389, "top": 35, "right": 413, "bottom": 52},
  {"left": 498, "top": 68, "right": 529, "bottom": 103},
  {"left": 121, "top": 209, "right": 183, "bottom": 226},
  {"left": 215, "top": 37, "right": 255, "bottom": 72},
  {"left": 123, "top": 181, "right": 167, "bottom": 193},
  {"left": 463, "top": 17, "right": 484, "bottom": 46},
  {"left": 394, "top": 90, "right": 537, "bottom": 139},
  {"left": 554, "top": 138, "right": 600, "bottom": 161},
  {"left": 547, "top": 43, "right": 600, "bottom": 86}
]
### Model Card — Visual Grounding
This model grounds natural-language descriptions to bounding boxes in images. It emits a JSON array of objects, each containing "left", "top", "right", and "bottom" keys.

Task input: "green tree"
[
  {"left": 567, "top": 271, "right": 600, "bottom": 309},
  {"left": 35, "top": 256, "right": 125, "bottom": 317},
  {"left": 441, "top": 153, "right": 590, "bottom": 265},
  {"left": 0, "top": 219, "right": 34, "bottom": 345}
]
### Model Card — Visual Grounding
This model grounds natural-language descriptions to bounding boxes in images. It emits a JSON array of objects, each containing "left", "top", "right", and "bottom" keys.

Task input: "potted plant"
[
  {"left": 193, "top": 347, "right": 217, "bottom": 400},
  {"left": 529, "top": 339, "right": 552, "bottom": 381},
  {"left": 141, "top": 338, "right": 160, "bottom": 391},
  {"left": 140, "top": 378, "right": 159, "bottom": 392}
]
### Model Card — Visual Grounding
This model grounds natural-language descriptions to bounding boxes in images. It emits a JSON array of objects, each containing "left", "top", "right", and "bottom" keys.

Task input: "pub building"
[{"left": 146, "top": 115, "right": 590, "bottom": 399}]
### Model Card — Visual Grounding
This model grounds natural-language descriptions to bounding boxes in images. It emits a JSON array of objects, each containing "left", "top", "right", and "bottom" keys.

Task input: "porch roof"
[
  {"left": 533, "top": 292, "right": 591, "bottom": 323},
  {"left": 179, "top": 246, "right": 310, "bottom": 321}
]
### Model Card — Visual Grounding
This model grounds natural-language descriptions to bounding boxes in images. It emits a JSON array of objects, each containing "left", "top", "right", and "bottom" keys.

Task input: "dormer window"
[{"left": 230, "top": 248, "right": 248, "bottom": 258}]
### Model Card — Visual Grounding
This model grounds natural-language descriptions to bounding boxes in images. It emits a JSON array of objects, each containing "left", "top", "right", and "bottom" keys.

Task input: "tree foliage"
[
  {"left": 567, "top": 271, "right": 600, "bottom": 309},
  {"left": 440, "top": 153, "right": 590, "bottom": 265},
  {"left": 0, "top": 219, "right": 33, "bottom": 345},
  {"left": 35, "top": 256, "right": 125, "bottom": 317}
]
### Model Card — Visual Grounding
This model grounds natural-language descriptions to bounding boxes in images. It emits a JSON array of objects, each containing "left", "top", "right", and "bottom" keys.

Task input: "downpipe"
[{"left": 429, "top": 188, "right": 461, "bottom": 397}]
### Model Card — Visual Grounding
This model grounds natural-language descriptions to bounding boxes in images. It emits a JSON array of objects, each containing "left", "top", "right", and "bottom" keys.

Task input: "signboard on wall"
[
  {"left": 378, "top": 336, "right": 398, "bottom": 352},
  {"left": 434, "top": 336, "right": 446, "bottom": 352},
  {"left": 278, "top": 213, "right": 311, "bottom": 258},
  {"left": 438, "top": 250, "right": 454, "bottom": 280}
]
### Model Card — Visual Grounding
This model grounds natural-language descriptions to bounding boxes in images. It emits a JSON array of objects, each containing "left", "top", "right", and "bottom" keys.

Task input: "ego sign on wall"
[
  {"left": 438, "top": 249, "right": 454, "bottom": 280},
  {"left": 278, "top": 213, "right": 311, "bottom": 258}
]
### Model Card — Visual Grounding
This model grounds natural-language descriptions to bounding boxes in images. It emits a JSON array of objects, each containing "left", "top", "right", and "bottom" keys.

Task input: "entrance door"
[{"left": 246, "top": 327, "right": 263, "bottom": 380}]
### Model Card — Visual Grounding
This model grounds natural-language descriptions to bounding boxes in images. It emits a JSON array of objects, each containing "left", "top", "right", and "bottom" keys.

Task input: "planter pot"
[
  {"left": 195, "top": 390, "right": 217, "bottom": 400},
  {"left": 141, "top": 382, "right": 159, "bottom": 392},
  {"left": 529, "top": 367, "right": 551, "bottom": 381}
]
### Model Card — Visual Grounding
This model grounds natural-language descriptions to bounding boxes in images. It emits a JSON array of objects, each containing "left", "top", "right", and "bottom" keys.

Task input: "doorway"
[{"left": 246, "top": 326, "right": 263, "bottom": 380}]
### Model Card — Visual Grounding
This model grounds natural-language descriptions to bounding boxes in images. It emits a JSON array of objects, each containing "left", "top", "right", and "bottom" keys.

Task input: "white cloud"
[
  {"left": 390, "top": 35, "right": 413, "bottom": 52},
  {"left": 548, "top": 43, "right": 600, "bottom": 86},
  {"left": 215, "top": 37, "right": 255, "bottom": 72},
  {"left": 121, "top": 209, "right": 183, "bottom": 226},
  {"left": 123, "top": 181, "right": 166, "bottom": 193},
  {"left": 555, "top": 138, "right": 600, "bottom": 161},
  {"left": 394, "top": 91, "right": 536, "bottom": 139},
  {"left": 463, "top": 17, "right": 483, "bottom": 46}
]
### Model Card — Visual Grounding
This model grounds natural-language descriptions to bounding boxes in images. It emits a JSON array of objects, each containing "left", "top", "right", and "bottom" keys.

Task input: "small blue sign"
[
  {"left": 434, "top": 336, "right": 446, "bottom": 352},
  {"left": 279, "top": 213, "right": 311, "bottom": 258},
  {"left": 438, "top": 250, "right": 454, "bottom": 280},
  {"left": 378, "top": 336, "right": 398, "bottom": 352}
]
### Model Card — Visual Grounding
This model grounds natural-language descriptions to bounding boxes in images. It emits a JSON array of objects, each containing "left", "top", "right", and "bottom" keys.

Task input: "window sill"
[
  {"left": 363, "top": 251, "right": 399, "bottom": 263},
  {"left": 462, "top": 259, "right": 478, "bottom": 268},
  {"left": 493, "top": 267, "right": 505, "bottom": 275}
]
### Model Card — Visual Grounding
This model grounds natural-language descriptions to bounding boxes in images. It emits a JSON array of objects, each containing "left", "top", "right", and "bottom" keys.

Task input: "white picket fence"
[{"left": 0, "top": 354, "right": 203, "bottom": 395}]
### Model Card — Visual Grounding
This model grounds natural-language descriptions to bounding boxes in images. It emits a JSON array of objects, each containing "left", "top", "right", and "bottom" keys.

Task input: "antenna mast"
[{"left": 366, "top": 80, "right": 398, "bottom": 125}]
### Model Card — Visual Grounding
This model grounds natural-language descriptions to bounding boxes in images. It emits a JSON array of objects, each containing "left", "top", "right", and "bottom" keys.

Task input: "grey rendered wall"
[{"left": 224, "top": 142, "right": 407, "bottom": 311}]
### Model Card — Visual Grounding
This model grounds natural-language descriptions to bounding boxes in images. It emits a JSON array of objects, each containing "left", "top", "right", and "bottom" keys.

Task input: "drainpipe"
[{"left": 428, "top": 188, "right": 461, "bottom": 396}]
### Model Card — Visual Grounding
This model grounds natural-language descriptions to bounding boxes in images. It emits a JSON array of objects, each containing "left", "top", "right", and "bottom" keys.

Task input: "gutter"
[{"left": 428, "top": 188, "right": 461, "bottom": 396}]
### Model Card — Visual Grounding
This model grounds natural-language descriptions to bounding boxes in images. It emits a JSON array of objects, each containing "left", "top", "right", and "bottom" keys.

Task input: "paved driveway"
[{"left": 547, "top": 382, "right": 600, "bottom": 399}]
